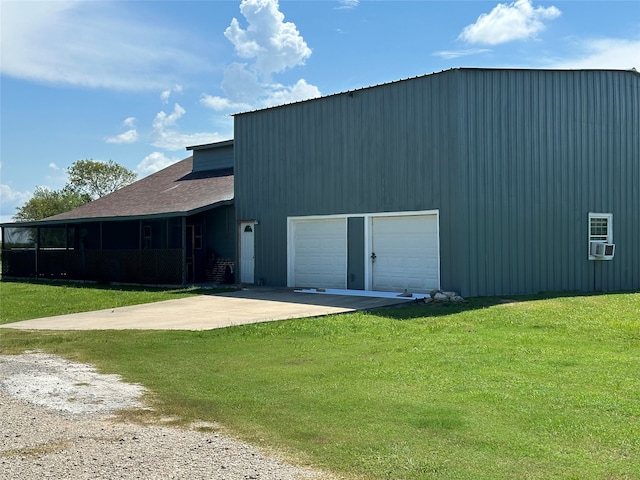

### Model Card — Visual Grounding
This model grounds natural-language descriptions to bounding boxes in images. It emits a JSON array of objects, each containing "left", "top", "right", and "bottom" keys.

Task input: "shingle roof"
[{"left": 41, "top": 156, "right": 233, "bottom": 224}]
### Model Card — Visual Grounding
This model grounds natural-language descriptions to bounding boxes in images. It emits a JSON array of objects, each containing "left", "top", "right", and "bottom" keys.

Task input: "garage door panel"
[
  {"left": 292, "top": 218, "right": 346, "bottom": 289},
  {"left": 372, "top": 215, "right": 439, "bottom": 292}
]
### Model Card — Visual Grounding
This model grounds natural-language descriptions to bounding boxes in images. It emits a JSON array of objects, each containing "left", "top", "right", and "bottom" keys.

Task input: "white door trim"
[{"left": 287, "top": 209, "right": 438, "bottom": 222}]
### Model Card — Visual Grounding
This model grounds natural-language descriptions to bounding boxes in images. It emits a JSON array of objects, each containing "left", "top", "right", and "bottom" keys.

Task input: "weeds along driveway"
[{"left": 0, "top": 287, "right": 408, "bottom": 331}]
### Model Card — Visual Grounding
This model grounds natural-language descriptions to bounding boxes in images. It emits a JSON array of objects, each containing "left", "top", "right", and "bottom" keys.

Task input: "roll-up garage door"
[
  {"left": 371, "top": 214, "right": 439, "bottom": 293},
  {"left": 291, "top": 218, "right": 347, "bottom": 289}
]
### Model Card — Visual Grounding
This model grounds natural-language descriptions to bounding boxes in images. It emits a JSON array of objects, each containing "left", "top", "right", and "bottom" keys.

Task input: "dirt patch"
[
  {"left": 0, "top": 351, "right": 333, "bottom": 479},
  {"left": 0, "top": 351, "right": 145, "bottom": 414}
]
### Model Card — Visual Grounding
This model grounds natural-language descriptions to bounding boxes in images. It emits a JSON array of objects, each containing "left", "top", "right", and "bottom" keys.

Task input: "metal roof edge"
[
  {"left": 186, "top": 139, "right": 234, "bottom": 151},
  {"left": 232, "top": 67, "right": 639, "bottom": 116}
]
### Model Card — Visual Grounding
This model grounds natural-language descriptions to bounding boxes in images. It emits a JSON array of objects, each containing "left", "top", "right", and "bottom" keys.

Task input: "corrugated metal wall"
[
  {"left": 192, "top": 144, "right": 234, "bottom": 172},
  {"left": 457, "top": 69, "right": 639, "bottom": 295},
  {"left": 235, "top": 71, "right": 460, "bottom": 289},
  {"left": 235, "top": 69, "right": 639, "bottom": 296}
]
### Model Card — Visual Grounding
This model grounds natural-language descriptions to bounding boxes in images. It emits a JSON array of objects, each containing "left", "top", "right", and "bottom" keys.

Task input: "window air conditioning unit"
[{"left": 590, "top": 242, "right": 615, "bottom": 259}]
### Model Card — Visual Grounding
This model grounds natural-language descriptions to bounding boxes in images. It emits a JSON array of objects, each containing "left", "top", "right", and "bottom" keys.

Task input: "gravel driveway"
[{"left": 0, "top": 352, "right": 334, "bottom": 480}]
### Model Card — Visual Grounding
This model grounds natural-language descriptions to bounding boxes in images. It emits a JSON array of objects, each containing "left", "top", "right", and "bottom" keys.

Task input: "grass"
[
  {"left": 0, "top": 279, "right": 215, "bottom": 324},
  {"left": 0, "top": 283, "right": 639, "bottom": 479}
]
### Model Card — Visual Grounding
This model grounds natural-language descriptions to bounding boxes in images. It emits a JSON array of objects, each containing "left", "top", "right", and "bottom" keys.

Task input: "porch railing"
[{"left": 1, "top": 249, "right": 183, "bottom": 285}]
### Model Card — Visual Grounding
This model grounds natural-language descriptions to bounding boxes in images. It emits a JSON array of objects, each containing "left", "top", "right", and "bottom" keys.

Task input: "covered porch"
[{"left": 2, "top": 205, "right": 235, "bottom": 286}]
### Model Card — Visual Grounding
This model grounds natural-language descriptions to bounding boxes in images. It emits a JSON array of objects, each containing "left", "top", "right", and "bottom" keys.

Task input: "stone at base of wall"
[{"left": 425, "top": 289, "right": 465, "bottom": 303}]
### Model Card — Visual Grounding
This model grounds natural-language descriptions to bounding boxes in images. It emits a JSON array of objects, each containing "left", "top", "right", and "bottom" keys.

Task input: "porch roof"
[{"left": 3, "top": 156, "right": 233, "bottom": 227}]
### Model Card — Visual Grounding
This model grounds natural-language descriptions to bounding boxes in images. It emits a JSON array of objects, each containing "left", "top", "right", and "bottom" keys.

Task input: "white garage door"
[
  {"left": 371, "top": 215, "right": 439, "bottom": 293},
  {"left": 291, "top": 218, "right": 347, "bottom": 289}
]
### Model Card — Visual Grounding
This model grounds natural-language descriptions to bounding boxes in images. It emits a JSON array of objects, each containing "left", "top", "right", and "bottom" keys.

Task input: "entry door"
[
  {"left": 371, "top": 215, "right": 439, "bottom": 293},
  {"left": 240, "top": 223, "right": 255, "bottom": 284}
]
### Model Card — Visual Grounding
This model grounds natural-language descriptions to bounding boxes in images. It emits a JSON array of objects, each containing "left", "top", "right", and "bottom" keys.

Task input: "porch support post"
[
  {"left": 35, "top": 226, "right": 40, "bottom": 277},
  {"left": 181, "top": 217, "right": 187, "bottom": 285},
  {"left": 0, "top": 227, "right": 4, "bottom": 277},
  {"left": 138, "top": 220, "right": 143, "bottom": 283}
]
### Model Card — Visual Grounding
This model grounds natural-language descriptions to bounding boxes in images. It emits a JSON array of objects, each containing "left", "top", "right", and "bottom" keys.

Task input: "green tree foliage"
[
  {"left": 12, "top": 159, "right": 137, "bottom": 222},
  {"left": 66, "top": 159, "right": 137, "bottom": 199},
  {"left": 12, "top": 187, "right": 91, "bottom": 222}
]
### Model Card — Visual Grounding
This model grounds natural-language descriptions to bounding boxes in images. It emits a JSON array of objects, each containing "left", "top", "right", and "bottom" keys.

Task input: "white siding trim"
[{"left": 287, "top": 209, "right": 439, "bottom": 222}]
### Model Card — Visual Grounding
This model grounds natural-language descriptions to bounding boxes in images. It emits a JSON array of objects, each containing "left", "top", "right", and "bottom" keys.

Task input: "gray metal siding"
[
  {"left": 457, "top": 69, "right": 639, "bottom": 296},
  {"left": 193, "top": 145, "right": 234, "bottom": 172},
  {"left": 235, "top": 71, "right": 460, "bottom": 288},
  {"left": 235, "top": 69, "right": 639, "bottom": 296},
  {"left": 347, "top": 217, "right": 365, "bottom": 290}
]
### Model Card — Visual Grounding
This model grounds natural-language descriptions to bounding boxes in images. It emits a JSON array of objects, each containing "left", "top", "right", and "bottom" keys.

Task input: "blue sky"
[{"left": 1, "top": 0, "right": 638, "bottom": 223}]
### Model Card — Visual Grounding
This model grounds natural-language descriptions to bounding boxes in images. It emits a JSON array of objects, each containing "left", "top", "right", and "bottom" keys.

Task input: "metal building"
[{"left": 233, "top": 68, "right": 639, "bottom": 297}]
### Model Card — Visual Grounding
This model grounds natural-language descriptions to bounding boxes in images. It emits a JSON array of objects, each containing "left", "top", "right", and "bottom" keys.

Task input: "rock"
[{"left": 425, "top": 290, "right": 465, "bottom": 303}]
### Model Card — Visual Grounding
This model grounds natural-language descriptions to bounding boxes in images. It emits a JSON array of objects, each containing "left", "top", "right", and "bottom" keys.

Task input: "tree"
[
  {"left": 66, "top": 159, "right": 137, "bottom": 199},
  {"left": 13, "top": 187, "right": 91, "bottom": 222},
  {"left": 12, "top": 159, "right": 137, "bottom": 222}
]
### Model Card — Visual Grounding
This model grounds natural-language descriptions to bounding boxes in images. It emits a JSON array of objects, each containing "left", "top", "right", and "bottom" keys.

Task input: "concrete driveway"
[{"left": 0, "top": 287, "right": 409, "bottom": 331}]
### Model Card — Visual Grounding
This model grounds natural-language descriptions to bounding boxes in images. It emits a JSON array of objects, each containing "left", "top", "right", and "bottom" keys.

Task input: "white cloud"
[
  {"left": 136, "top": 152, "right": 181, "bottom": 176},
  {"left": 0, "top": 184, "right": 31, "bottom": 205},
  {"left": 260, "top": 79, "right": 321, "bottom": 108},
  {"left": 546, "top": 38, "right": 640, "bottom": 70},
  {"left": 220, "top": 62, "right": 266, "bottom": 104},
  {"left": 160, "top": 85, "right": 184, "bottom": 104},
  {"left": 204, "top": 2, "right": 321, "bottom": 113},
  {"left": 459, "top": 0, "right": 561, "bottom": 45},
  {"left": 106, "top": 117, "right": 138, "bottom": 144},
  {"left": 123, "top": 117, "right": 136, "bottom": 128},
  {"left": 224, "top": 0, "right": 312, "bottom": 78},
  {"left": 336, "top": 0, "right": 359, "bottom": 10},
  {"left": 48, "top": 163, "right": 61, "bottom": 171},
  {"left": 153, "top": 104, "right": 186, "bottom": 131},
  {"left": 433, "top": 48, "right": 492, "bottom": 60},
  {"left": 152, "top": 131, "right": 228, "bottom": 151},
  {"left": 106, "top": 130, "right": 138, "bottom": 145},
  {"left": 151, "top": 103, "right": 225, "bottom": 150},
  {"left": 0, "top": 2, "right": 211, "bottom": 90},
  {"left": 208, "top": 62, "right": 321, "bottom": 112},
  {"left": 200, "top": 94, "right": 251, "bottom": 112}
]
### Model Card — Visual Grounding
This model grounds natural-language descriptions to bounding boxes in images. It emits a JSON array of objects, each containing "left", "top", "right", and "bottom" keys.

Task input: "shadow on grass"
[{"left": 370, "top": 290, "right": 638, "bottom": 321}]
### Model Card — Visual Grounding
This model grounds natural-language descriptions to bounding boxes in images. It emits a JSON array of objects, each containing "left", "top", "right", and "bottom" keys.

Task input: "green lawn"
[
  {"left": 1, "top": 282, "right": 638, "bottom": 479},
  {"left": 0, "top": 279, "right": 208, "bottom": 324}
]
